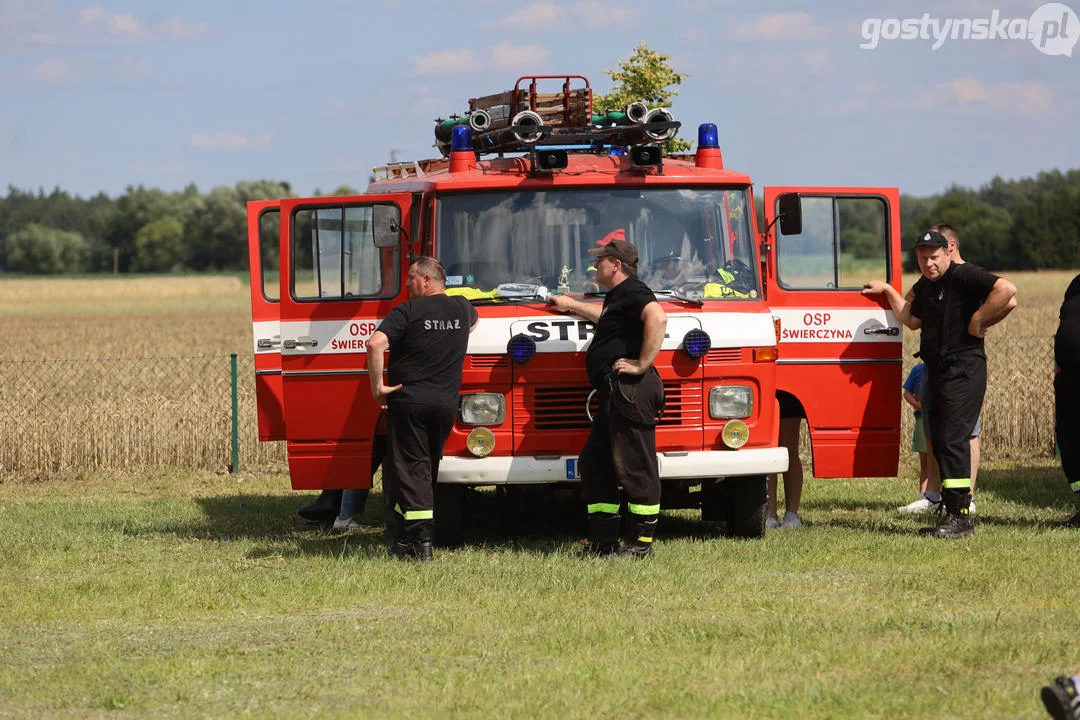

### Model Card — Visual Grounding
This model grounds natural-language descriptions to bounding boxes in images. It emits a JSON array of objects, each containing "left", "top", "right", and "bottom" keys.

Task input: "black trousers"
[
  {"left": 926, "top": 352, "right": 986, "bottom": 492},
  {"left": 384, "top": 402, "right": 456, "bottom": 520},
  {"left": 579, "top": 379, "right": 661, "bottom": 517},
  {"left": 1056, "top": 370, "right": 1080, "bottom": 491}
]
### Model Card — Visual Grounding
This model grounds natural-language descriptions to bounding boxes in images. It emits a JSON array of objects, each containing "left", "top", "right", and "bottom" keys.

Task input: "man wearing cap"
[
  {"left": 550, "top": 236, "right": 668, "bottom": 557},
  {"left": 863, "top": 229, "right": 1016, "bottom": 538}
]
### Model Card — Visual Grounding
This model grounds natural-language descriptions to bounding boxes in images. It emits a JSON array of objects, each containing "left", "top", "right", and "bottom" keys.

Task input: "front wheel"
[{"left": 722, "top": 475, "right": 767, "bottom": 539}]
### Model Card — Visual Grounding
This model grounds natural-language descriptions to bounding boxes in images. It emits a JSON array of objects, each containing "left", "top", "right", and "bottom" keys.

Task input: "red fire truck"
[{"left": 246, "top": 76, "right": 903, "bottom": 540}]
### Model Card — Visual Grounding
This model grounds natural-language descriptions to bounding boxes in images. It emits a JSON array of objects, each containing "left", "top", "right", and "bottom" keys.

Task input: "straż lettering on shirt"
[{"left": 424, "top": 319, "right": 462, "bottom": 331}]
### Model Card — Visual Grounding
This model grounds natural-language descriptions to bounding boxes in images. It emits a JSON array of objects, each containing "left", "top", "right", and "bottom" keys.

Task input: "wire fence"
[{"left": 0, "top": 336, "right": 1059, "bottom": 474}]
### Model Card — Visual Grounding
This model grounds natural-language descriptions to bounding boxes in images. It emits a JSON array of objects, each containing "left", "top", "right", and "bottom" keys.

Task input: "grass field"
[
  {"left": 1, "top": 461, "right": 1078, "bottom": 718},
  {"left": 0, "top": 271, "right": 1077, "bottom": 717}
]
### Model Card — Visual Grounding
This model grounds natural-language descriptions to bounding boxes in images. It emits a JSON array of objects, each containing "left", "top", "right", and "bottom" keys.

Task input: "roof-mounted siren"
[
  {"left": 449, "top": 125, "right": 477, "bottom": 173},
  {"left": 695, "top": 123, "right": 723, "bottom": 169},
  {"left": 643, "top": 107, "right": 677, "bottom": 141},
  {"left": 511, "top": 110, "right": 544, "bottom": 144}
]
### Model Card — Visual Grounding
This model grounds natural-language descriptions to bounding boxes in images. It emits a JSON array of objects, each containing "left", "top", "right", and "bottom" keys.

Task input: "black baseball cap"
[
  {"left": 588, "top": 236, "right": 639, "bottom": 267},
  {"left": 914, "top": 230, "right": 948, "bottom": 249}
]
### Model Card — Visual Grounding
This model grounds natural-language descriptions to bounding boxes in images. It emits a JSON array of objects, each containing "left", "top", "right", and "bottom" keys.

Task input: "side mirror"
[
  {"left": 373, "top": 205, "right": 402, "bottom": 248},
  {"left": 777, "top": 193, "right": 802, "bottom": 236}
]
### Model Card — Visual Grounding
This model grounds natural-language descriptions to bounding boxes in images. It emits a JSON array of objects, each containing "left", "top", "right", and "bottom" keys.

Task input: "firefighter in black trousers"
[
  {"left": 550, "top": 236, "right": 668, "bottom": 557},
  {"left": 864, "top": 229, "right": 1016, "bottom": 537},
  {"left": 1054, "top": 272, "right": 1080, "bottom": 526},
  {"left": 366, "top": 257, "right": 477, "bottom": 561}
]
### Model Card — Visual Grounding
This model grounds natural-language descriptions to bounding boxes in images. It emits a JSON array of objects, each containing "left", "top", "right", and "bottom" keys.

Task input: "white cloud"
[
  {"left": 79, "top": 5, "right": 148, "bottom": 39},
  {"left": 572, "top": 1, "right": 637, "bottom": 27},
  {"left": 409, "top": 44, "right": 550, "bottom": 75},
  {"left": 190, "top": 132, "right": 275, "bottom": 150},
  {"left": 733, "top": 12, "right": 828, "bottom": 40},
  {"left": 490, "top": 42, "right": 550, "bottom": 70},
  {"left": 30, "top": 58, "right": 71, "bottom": 84},
  {"left": 154, "top": 16, "right": 215, "bottom": 40},
  {"left": 804, "top": 49, "right": 831, "bottom": 71},
  {"left": 497, "top": 1, "right": 636, "bottom": 30},
  {"left": 916, "top": 76, "right": 1053, "bottom": 115},
  {"left": 498, "top": 1, "right": 565, "bottom": 29},
  {"left": 410, "top": 48, "right": 479, "bottom": 75}
]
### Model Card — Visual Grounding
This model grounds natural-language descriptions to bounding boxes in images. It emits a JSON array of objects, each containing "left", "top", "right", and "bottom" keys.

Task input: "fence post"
[{"left": 230, "top": 353, "right": 239, "bottom": 473}]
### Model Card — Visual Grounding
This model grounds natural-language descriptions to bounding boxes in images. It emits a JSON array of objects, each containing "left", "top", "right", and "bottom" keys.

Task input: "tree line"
[{"left": 0, "top": 169, "right": 1077, "bottom": 276}]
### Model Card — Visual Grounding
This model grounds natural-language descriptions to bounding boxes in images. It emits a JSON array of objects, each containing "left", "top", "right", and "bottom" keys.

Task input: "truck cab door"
[
  {"left": 763, "top": 187, "right": 902, "bottom": 478},
  {"left": 246, "top": 200, "right": 285, "bottom": 441},
  {"left": 278, "top": 194, "right": 414, "bottom": 490}
]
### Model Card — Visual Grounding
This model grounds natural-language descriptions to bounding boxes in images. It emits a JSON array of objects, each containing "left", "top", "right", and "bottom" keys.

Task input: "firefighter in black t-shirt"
[
  {"left": 366, "top": 257, "right": 478, "bottom": 561},
  {"left": 550, "top": 237, "right": 668, "bottom": 557},
  {"left": 1054, "top": 272, "right": 1080, "bottom": 526},
  {"left": 864, "top": 230, "right": 1016, "bottom": 538}
]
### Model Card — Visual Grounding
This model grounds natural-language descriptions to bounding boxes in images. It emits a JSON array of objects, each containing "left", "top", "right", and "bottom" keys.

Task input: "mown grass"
[{"left": 1, "top": 459, "right": 1077, "bottom": 719}]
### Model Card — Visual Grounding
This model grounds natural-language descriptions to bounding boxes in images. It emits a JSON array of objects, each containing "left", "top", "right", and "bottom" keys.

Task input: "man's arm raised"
[{"left": 863, "top": 280, "right": 921, "bottom": 330}]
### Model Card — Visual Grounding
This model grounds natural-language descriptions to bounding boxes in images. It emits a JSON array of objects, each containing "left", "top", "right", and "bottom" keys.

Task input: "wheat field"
[{"left": 0, "top": 270, "right": 1074, "bottom": 475}]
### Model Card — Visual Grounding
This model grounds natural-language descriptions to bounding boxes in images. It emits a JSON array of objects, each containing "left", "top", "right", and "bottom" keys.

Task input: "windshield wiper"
[{"left": 652, "top": 289, "right": 703, "bottom": 306}]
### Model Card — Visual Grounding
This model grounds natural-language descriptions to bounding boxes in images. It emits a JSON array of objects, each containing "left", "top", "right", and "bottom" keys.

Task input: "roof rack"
[
  {"left": 472, "top": 121, "right": 681, "bottom": 156},
  {"left": 371, "top": 158, "right": 449, "bottom": 180}
]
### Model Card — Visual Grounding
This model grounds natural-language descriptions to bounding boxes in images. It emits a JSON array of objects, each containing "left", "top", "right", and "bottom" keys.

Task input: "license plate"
[{"left": 565, "top": 458, "right": 580, "bottom": 480}]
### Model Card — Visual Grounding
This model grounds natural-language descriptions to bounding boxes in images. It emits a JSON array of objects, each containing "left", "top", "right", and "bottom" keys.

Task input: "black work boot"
[
  {"left": 389, "top": 518, "right": 434, "bottom": 562},
  {"left": 928, "top": 490, "right": 974, "bottom": 538},
  {"left": 297, "top": 489, "right": 343, "bottom": 524},
  {"left": 619, "top": 516, "right": 658, "bottom": 558},
  {"left": 1056, "top": 509, "right": 1080, "bottom": 528},
  {"left": 1041, "top": 675, "right": 1080, "bottom": 720},
  {"left": 582, "top": 513, "right": 621, "bottom": 556}
]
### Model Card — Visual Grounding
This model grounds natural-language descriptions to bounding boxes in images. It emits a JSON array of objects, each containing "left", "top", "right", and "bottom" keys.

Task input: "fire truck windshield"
[{"left": 436, "top": 187, "right": 759, "bottom": 301}]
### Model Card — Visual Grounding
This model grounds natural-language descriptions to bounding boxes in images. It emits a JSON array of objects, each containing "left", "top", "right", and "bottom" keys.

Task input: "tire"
[
  {"left": 722, "top": 474, "right": 767, "bottom": 539},
  {"left": 434, "top": 483, "right": 465, "bottom": 547}
]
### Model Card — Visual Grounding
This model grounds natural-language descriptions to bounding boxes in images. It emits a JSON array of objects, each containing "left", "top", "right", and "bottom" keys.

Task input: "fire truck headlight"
[
  {"left": 507, "top": 334, "right": 537, "bottom": 363},
  {"left": 682, "top": 329, "right": 711, "bottom": 358},
  {"left": 466, "top": 427, "right": 496, "bottom": 457},
  {"left": 709, "top": 385, "right": 753, "bottom": 419},
  {"left": 459, "top": 393, "right": 506, "bottom": 426},
  {"left": 721, "top": 419, "right": 750, "bottom": 449}
]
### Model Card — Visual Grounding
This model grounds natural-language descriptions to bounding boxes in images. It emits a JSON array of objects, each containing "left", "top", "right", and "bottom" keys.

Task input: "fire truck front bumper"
[{"left": 436, "top": 448, "right": 789, "bottom": 485}]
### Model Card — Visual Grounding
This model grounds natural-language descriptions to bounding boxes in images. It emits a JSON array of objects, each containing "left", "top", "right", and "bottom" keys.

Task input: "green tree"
[
  {"left": 132, "top": 218, "right": 185, "bottom": 272},
  {"left": 5, "top": 223, "right": 89, "bottom": 274},
  {"left": 595, "top": 42, "right": 691, "bottom": 152}
]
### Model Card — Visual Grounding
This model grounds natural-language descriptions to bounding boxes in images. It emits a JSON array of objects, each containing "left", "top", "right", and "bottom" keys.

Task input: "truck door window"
[
  {"left": 776, "top": 196, "right": 888, "bottom": 290},
  {"left": 291, "top": 205, "right": 400, "bottom": 300},
  {"left": 258, "top": 208, "right": 280, "bottom": 301}
]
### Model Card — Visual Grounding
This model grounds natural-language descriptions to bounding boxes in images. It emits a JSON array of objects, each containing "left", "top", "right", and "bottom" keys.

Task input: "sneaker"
[
  {"left": 779, "top": 511, "right": 803, "bottom": 529},
  {"left": 1041, "top": 675, "right": 1080, "bottom": 720},
  {"left": 332, "top": 517, "right": 369, "bottom": 532},
  {"left": 765, "top": 515, "right": 780, "bottom": 529},
  {"left": 898, "top": 495, "right": 942, "bottom": 514}
]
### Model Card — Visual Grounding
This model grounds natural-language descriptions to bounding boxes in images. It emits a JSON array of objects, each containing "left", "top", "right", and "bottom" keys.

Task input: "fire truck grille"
[
  {"left": 519, "top": 382, "right": 702, "bottom": 431},
  {"left": 706, "top": 348, "right": 742, "bottom": 363},
  {"left": 466, "top": 354, "right": 510, "bottom": 370}
]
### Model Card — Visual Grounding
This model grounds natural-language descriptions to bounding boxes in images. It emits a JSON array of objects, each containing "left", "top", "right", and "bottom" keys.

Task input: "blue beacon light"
[
  {"left": 683, "top": 329, "right": 711, "bottom": 358},
  {"left": 697, "top": 123, "right": 719, "bottom": 149},
  {"left": 451, "top": 124, "right": 473, "bottom": 152},
  {"left": 507, "top": 334, "right": 537, "bottom": 364}
]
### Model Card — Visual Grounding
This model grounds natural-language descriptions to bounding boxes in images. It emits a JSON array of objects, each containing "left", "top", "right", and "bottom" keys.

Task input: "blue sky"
[{"left": 1, "top": 0, "right": 1076, "bottom": 198}]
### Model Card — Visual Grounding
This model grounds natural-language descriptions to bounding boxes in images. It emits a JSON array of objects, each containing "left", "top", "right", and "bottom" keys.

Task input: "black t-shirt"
[
  {"left": 377, "top": 294, "right": 477, "bottom": 408},
  {"left": 1056, "top": 272, "right": 1080, "bottom": 371},
  {"left": 910, "top": 262, "right": 999, "bottom": 365},
  {"left": 586, "top": 276, "right": 657, "bottom": 388}
]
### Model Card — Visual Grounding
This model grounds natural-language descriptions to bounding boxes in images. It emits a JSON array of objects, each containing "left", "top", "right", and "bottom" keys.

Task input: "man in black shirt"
[
  {"left": 366, "top": 256, "right": 478, "bottom": 561},
  {"left": 1054, "top": 272, "right": 1080, "bottom": 526},
  {"left": 550, "top": 238, "right": 668, "bottom": 557},
  {"left": 864, "top": 229, "right": 1016, "bottom": 538}
]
